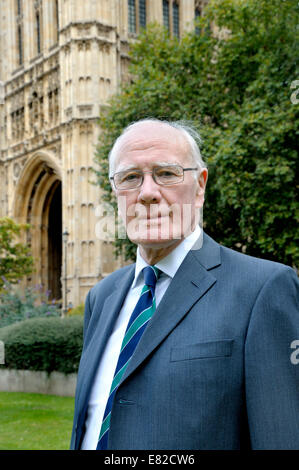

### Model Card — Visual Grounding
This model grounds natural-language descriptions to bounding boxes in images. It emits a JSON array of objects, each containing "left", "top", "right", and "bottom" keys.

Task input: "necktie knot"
[{"left": 143, "top": 265, "right": 159, "bottom": 289}]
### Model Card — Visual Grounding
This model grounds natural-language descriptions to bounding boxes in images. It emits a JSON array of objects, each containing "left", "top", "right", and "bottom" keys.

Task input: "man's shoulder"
[
  {"left": 221, "top": 242, "right": 290, "bottom": 271},
  {"left": 203, "top": 232, "right": 296, "bottom": 279}
]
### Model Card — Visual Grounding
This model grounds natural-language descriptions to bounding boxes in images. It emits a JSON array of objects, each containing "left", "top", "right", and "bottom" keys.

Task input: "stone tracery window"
[
  {"left": 28, "top": 89, "right": 44, "bottom": 134},
  {"left": 53, "top": 88, "right": 59, "bottom": 123},
  {"left": 128, "top": 0, "right": 136, "bottom": 33},
  {"left": 55, "top": 0, "right": 59, "bottom": 43},
  {"left": 15, "top": 0, "right": 23, "bottom": 66},
  {"left": 16, "top": 0, "right": 22, "bottom": 15},
  {"left": 34, "top": 1, "right": 43, "bottom": 55},
  {"left": 163, "top": 0, "right": 170, "bottom": 31},
  {"left": 48, "top": 83, "right": 59, "bottom": 126},
  {"left": 10, "top": 90, "right": 25, "bottom": 142},
  {"left": 36, "top": 12, "right": 41, "bottom": 53},
  {"left": 139, "top": 0, "right": 147, "bottom": 29},
  {"left": 128, "top": 0, "right": 147, "bottom": 34},
  {"left": 163, "top": 0, "right": 180, "bottom": 38},
  {"left": 17, "top": 25, "right": 23, "bottom": 65},
  {"left": 172, "top": 1, "right": 180, "bottom": 38}
]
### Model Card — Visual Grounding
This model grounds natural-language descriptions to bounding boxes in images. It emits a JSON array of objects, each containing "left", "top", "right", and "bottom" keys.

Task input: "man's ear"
[{"left": 195, "top": 168, "right": 208, "bottom": 208}]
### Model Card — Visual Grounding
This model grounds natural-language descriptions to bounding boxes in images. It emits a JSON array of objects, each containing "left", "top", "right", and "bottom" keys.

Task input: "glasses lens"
[
  {"left": 114, "top": 170, "right": 143, "bottom": 189},
  {"left": 154, "top": 165, "right": 183, "bottom": 185}
]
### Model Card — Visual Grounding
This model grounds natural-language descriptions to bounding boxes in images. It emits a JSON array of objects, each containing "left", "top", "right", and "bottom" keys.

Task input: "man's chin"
[{"left": 127, "top": 230, "right": 183, "bottom": 248}]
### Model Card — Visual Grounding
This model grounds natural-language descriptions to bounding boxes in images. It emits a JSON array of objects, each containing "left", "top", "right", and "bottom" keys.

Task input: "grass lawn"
[{"left": 0, "top": 391, "right": 75, "bottom": 450}]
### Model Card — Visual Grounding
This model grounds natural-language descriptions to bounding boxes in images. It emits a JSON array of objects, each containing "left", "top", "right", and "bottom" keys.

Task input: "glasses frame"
[{"left": 110, "top": 165, "right": 198, "bottom": 190}]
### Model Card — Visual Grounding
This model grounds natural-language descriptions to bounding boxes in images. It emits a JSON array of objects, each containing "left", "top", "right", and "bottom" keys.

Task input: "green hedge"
[{"left": 0, "top": 316, "right": 83, "bottom": 375}]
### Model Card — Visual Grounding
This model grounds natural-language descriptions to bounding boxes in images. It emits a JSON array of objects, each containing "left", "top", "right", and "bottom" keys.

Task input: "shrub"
[
  {"left": 67, "top": 303, "right": 85, "bottom": 316},
  {"left": 0, "top": 316, "right": 83, "bottom": 375},
  {"left": 0, "top": 278, "right": 61, "bottom": 328}
]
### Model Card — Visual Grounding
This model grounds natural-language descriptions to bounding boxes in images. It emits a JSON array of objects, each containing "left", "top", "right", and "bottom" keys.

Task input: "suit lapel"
[
  {"left": 76, "top": 265, "right": 135, "bottom": 408},
  {"left": 119, "top": 233, "right": 221, "bottom": 386}
]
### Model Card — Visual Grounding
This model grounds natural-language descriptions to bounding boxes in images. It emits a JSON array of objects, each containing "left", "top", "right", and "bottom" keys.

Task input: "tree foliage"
[
  {"left": 95, "top": 0, "right": 299, "bottom": 267},
  {"left": 0, "top": 217, "right": 34, "bottom": 289}
]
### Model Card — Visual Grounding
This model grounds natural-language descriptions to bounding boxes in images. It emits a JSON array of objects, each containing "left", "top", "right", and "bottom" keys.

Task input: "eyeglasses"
[{"left": 110, "top": 165, "right": 198, "bottom": 190}]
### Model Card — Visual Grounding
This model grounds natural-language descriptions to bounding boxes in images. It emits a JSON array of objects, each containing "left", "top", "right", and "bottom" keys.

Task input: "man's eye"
[
  {"left": 156, "top": 169, "right": 178, "bottom": 178},
  {"left": 121, "top": 172, "right": 140, "bottom": 182}
]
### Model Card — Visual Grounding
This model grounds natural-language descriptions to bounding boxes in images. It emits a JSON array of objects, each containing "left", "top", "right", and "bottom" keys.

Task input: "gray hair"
[{"left": 108, "top": 118, "right": 207, "bottom": 177}]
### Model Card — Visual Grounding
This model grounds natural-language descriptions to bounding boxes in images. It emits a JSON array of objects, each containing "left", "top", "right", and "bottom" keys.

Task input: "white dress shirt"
[{"left": 81, "top": 226, "right": 202, "bottom": 449}]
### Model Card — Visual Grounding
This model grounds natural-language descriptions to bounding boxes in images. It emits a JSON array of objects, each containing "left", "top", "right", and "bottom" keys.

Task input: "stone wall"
[{"left": 0, "top": 369, "right": 77, "bottom": 397}]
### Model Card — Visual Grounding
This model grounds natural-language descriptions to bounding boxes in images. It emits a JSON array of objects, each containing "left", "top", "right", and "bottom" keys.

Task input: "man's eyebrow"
[
  {"left": 115, "top": 164, "right": 138, "bottom": 172},
  {"left": 115, "top": 162, "right": 180, "bottom": 172}
]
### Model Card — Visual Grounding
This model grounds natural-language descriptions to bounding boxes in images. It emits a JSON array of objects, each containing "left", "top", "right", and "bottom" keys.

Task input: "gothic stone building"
[{"left": 0, "top": 0, "right": 207, "bottom": 309}]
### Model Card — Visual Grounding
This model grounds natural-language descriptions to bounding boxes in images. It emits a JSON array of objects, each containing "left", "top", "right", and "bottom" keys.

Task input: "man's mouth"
[{"left": 144, "top": 207, "right": 172, "bottom": 221}]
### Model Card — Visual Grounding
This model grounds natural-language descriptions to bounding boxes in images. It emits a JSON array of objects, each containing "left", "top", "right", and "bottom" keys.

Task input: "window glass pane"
[
  {"left": 139, "top": 0, "right": 146, "bottom": 29},
  {"left": 17, "top": 0, "right": 22, "bottom": 15},
  {"left": 36, "top": 13, "right": 41, "bottom": 53},
  {"left": 18, "top": 25, "right": 23, "bottom": 65},
  {"left": 173, "top": 1, "right": 180, "bottom": 37},
  {"left": 35, "top": 13, "right": 42, "bottom": 54},
  {"left": 55, "top": 0, "right": 59, "bottom": 42},
  {"left": 163, "top": 0, "right": 169, "bottom": 30},
  {"left": 128, "top": 0, "right": 136, "bottom": 33}
]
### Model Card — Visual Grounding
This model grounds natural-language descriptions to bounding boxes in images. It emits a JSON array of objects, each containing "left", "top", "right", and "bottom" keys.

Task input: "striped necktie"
[{"left": 96, "top": 265, "right": 160, "bottom": 450}]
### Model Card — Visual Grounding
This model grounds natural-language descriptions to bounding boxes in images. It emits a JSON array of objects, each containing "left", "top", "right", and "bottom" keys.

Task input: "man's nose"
[{"left": 137, "top": 173, "right": 162, "bottom": 203}]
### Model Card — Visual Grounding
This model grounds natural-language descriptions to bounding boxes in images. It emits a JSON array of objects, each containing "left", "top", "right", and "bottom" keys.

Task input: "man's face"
[{"left": 112, "top": 122, "right": 207, "bottom": 251}]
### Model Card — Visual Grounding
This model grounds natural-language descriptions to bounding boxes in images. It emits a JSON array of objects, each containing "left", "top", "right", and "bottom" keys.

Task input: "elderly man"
[{"left": 71, "top": 118, "right": 299, "bottom": 450}]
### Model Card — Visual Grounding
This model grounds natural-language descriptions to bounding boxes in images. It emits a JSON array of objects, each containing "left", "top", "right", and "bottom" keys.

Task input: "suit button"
[{"left": 117, "top": 398, "right": 134, "bottom": 404}]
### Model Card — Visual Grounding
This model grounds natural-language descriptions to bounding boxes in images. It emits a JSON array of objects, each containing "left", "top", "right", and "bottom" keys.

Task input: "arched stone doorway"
[
  {"left": 42, "top": 180, "right": 62, "bottom": 301},
  {"left": 14, "top": 152, "right": 63, "bottom": 301}
]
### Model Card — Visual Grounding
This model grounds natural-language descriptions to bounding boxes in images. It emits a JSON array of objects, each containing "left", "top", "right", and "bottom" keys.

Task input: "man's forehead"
[{"left": 117, "top": 122, "right": 188, "bottom": 154}]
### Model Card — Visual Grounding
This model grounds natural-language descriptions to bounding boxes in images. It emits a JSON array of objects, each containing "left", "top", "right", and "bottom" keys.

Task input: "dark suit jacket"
[{"left": 70, "top": 233, "right": 299, "bottom": 450}]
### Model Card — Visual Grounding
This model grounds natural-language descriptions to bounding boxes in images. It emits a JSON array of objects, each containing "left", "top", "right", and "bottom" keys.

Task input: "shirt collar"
[{"left": 132, "top": 225, "right": 202, "bottom": 288}]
